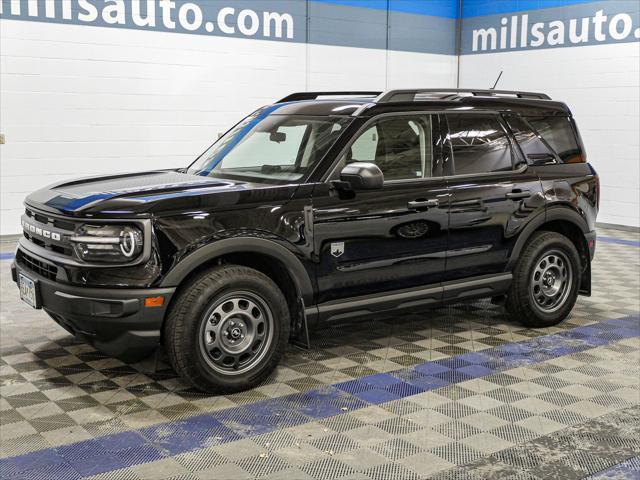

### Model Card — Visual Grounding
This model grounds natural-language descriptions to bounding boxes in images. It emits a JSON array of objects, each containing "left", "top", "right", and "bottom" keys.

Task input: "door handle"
[
  {"left": 408, "top": 199, "right": 439, "bottom": 210},
  {"left": 505, "top": 190, "right": 531, "bottom": 200}
]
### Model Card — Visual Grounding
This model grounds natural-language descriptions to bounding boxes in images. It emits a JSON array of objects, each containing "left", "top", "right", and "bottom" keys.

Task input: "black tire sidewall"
[
  {"left": 509, "top": 232, "right": 581, "bottom": 327},
  {"left": 167, "top": 266, "right": 290, "bottom": 393}
]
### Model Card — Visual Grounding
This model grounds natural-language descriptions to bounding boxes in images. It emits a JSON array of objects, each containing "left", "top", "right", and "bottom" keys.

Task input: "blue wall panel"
[
  {"left": 461, "top": 0, "right": 640, "bottom": 54},
  {"left": 389, "top": 10, "right": 458, "bottom": 55},
  {"left": 308, "top": 2, "right": 388, "bottom": 50},
  {"left": 317, "top": 0, "right": 460, "bottom": 19},
  {"left": 462, "top": 0, "right": 604, "bottom": 18},
  {"left": 0, "top": 0, "right": 459, "bottom": 55}
]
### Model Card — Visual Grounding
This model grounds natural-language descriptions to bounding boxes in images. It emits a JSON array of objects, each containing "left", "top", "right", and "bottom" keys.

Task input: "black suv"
[{"left": 12, "top": 89, "right": 599, "bottom": 393}]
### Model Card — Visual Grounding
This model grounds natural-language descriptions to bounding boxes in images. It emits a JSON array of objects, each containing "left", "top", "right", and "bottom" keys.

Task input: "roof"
[{"left": 271, "top": 89, "right": 572, "bottom": 117}]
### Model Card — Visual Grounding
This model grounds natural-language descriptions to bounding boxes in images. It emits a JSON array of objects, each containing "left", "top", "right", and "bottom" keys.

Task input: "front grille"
[
  {"left": 16, "top": 250, "right": 58, "bottom": 280},
  {"left": 23, "top": 208, "right": 76, "bottom": 257},
  {"left": 27, "top": 208, "right": 75, "bottom": 230}
]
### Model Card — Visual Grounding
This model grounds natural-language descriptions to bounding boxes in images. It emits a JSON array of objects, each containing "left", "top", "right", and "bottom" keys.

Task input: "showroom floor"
[{"left": 0, "top": 229, "right": 638, "bottom": 480}]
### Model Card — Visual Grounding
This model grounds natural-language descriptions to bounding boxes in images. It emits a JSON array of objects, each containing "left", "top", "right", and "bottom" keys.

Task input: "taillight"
[{"left": 587, "top": 163, "right": 600, "bottom": 211}]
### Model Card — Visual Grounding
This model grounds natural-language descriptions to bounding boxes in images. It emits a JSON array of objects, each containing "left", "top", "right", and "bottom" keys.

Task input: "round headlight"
[
  {"left": 120, "top": 227, "right": 142, "bottom": 258},
  {"left": 71, "top": 224, "right": 144, "bottom": 263}
]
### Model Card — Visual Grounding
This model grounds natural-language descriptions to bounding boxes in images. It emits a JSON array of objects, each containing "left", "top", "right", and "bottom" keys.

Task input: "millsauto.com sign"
[
  {"left": 0, "top": 0, "right": 458, "bottom": 55},
  {"left": 463, "top": 0, "right": 640, "bottom": 54},
  {"left": 2, "top": 0, "right": 637, "bottom": 55},
  {"left": 0, "top": 0, "right": 301, "bottom": 41}
]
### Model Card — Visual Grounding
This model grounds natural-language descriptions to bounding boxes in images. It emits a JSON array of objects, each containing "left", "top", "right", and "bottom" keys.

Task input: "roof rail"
[
  {"left": 375, "top": 89, "right": 551, "bottom": 102},
  {"left": 277, "top": 91, "right": 382, "bottom": 103}
]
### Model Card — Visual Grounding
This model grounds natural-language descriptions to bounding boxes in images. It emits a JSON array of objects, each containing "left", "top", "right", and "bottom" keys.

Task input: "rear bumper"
[{"left": 12, "top": 260, "right": 175, "bottom": 362}]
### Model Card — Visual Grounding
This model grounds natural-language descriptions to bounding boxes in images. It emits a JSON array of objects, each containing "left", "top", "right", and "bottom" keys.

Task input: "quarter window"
[
  {"left": 527, "top": 116, "right": 584, "bottom": 163},
  {"left": 447, "top": 114, "right": 514, "bottom": 175},
  {"left": 342, "top": 115, "right": 434, "bottom": 181},
  {"left": 504, "top": 114, "right": 557, "bottom": 165}
]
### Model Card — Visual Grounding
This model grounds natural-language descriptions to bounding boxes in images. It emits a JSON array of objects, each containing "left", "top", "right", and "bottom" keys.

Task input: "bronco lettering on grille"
[{"left": 22, "top": 219, "right": 61, "bottom": 241}]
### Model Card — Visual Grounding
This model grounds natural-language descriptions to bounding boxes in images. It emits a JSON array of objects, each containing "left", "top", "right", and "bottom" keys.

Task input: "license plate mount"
[{"left": 19, "top": 273, "right": 40, "bottom": 309}]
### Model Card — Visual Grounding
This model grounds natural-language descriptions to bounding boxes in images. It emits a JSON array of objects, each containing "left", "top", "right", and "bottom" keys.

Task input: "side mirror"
[{"left": 339, "top": 162, "right": 384, "bottom": 190}]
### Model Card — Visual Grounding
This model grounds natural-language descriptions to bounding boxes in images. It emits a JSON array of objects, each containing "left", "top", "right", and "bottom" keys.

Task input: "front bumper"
[{"left": 12, "top": 258, "right": 175, "bottom": 362}]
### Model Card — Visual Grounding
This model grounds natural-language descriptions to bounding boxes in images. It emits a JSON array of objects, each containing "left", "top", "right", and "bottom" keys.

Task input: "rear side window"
[
  {"left": 527, "top": 116, "right": 584, "bottom": 163},
  {"left": 504, "top": 114, "right": 557, "bottom": 165},
  {"left": 446, "top": 114, "right": 514, "bottom": 175}
]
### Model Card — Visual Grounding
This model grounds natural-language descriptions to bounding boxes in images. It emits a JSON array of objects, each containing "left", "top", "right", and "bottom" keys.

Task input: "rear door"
[
  {"left": 311, "top": 113, "right": 449, "bottom": 304},
  {"left": 443, "top": 112, "right": 545, "bottom": 288}
]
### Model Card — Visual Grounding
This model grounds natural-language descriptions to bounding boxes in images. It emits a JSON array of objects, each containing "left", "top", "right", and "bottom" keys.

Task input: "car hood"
[{"left": 25, "top": 170, "right": 297, "bottom": 217}]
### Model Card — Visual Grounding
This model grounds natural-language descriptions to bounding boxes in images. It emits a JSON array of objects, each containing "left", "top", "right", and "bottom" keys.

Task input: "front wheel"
[
  {"left": 164, "top": 265, "right": 290, "bottom": 393},
  {"left": 506, "top": 231, "right": 581, "bottom": 328}
]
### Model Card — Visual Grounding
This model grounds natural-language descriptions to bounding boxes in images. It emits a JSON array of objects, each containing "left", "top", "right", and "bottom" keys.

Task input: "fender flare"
[
  {"left": 160, "top": 237, "right": 315, "bottom": 305},
  {"left": 506, "top": 205, "right": 589, "bottom": 270}
]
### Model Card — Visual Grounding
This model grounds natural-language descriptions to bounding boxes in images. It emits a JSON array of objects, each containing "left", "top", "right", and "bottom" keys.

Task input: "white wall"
[
  {"left": 459, "top": 42, "right": 640, "bottom": 227},
  {"left": 7, "top": 11, "right": 635, "bottom": 232},
  {"left": 0, "top": 19, "right": 456, "bottom": 234}
]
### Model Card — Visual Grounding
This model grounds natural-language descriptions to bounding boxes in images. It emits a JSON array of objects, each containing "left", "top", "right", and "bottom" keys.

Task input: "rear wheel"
[
  {"left": 164, "top": 265, "right": 289, "bottom": 393},
  {"left": 506, "top": 231, "right": 581, "bottom": 328}
]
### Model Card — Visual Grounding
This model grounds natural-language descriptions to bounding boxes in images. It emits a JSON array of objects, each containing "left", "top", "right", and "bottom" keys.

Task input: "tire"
[
  {"left": 164, "top": 265, "right": 290, "bottom": 393},
  {"left": 505, "top": 231, "right": 581, "bottom": 328}
]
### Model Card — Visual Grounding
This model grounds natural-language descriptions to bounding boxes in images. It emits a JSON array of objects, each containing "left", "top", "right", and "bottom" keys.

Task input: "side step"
[{"left": 305, "top": 273, "right": 512, "bottom": 325}]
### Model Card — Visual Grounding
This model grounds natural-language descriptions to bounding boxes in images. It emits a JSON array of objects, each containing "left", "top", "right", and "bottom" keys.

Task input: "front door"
[{"left": 311, "top": 113, "right": 449, "bottom": 304}]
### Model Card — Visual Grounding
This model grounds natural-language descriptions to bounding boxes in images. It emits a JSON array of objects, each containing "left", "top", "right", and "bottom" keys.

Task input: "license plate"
[{"left": 19, "top": 273, "right": 39, "bottom": 309}]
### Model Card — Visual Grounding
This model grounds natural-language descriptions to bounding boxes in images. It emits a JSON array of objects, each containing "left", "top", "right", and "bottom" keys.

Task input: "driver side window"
[{"left": 340, "top": 115, "right": 433, "bottom": 181}]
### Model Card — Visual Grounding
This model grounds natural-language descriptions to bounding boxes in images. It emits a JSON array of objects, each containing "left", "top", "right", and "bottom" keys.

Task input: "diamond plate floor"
[{"left": 0, "top": 228, "right": 638, "bottom": 479}]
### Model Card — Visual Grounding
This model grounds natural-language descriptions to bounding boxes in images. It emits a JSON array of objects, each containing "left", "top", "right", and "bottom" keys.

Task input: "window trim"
[
  {"left": 323, "top": 110, "right": 451, "bottom": 185},
  {"left": 443, "top": 162, "right": 529, "bottom": 181},
  {"left": 442, "top": 111, "right": 523, "bottom": 179}
]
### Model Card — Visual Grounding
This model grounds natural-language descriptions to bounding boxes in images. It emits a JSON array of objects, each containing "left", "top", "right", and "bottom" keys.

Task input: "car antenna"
[{"left": 490, "top": 70, "right": 503, "bottom": 90}]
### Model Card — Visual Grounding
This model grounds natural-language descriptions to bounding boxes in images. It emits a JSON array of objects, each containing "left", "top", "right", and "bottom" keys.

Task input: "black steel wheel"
[
  {"left": 199, "top": 291, "right": 274, "bottom": 375},
  {"left": 164, "top": 265, "right": 289, "bottom": 393},
  {"left": 530, "top": 249, "right": 573, "bottom": 314},
  {"left": 506, "top": 231, "right": 581, "bottom": 328}
]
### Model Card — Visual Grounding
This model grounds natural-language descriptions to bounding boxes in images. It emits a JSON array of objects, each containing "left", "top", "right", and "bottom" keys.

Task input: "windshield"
[{"left": 189, "top": 108, "right": 353, "bottom": 183}]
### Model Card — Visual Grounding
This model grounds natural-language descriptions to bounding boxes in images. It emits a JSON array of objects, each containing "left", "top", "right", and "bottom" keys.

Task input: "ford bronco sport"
[{"left": 13, "top": 89, "right": 599, "bottom": 393}]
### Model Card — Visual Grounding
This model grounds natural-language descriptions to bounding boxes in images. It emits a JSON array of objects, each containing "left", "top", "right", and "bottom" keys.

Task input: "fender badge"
[{"left": 331, "top": 242, "right": 344, "bottom": 258}]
